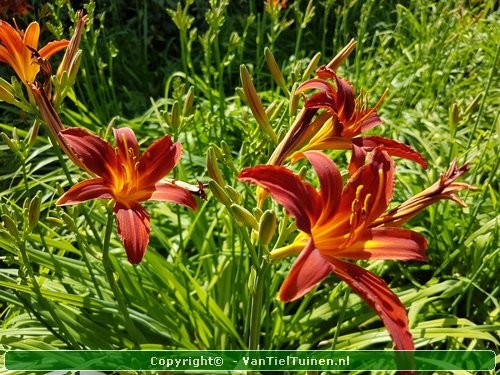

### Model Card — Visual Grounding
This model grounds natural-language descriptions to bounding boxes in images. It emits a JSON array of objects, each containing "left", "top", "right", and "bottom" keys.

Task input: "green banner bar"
[{"left": 3, "top": 350, "right": 495, "bottom": 371}]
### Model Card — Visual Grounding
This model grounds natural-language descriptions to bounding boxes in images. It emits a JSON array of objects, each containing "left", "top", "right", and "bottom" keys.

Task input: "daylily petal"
[
  {"left": 334, "top": 74, "right": 356, "bottom": 122},
  {"left": 348, "top": 142, "right": 368, "bottom": 174},
  {"left": 38, "top": 39, "right": 70, "bottom": 60},
  {"left": 325, "top": 256, "right": 415, "bottom": 350},
  {"left": 56, "top": 178, "right": 114, "bottom": 205},
  {"left": 138, "top": 135, "right": 181, "bottom": 185},
  {"left": 353, "top": 136, "right": 428, "bottom": 169},
  {"left": 333, "top": 227, "right": 427, "bottom": 261},
  {"left": 113, "top": 127, "right": 139, "bottom": 164},
  {"left": 302, "top": 151, "right": 343, "bottom": 223},
  {"left": 114, "top": 203, "right": 150, "bottom": 264},
  {"left": 0, "top": 20, "right": 25, "bottom": 79},
  {"left": 22, "top": 22, "right": 40, "bottom": 50},
  {"left": 296, "top": 78, "right": 336, "bottom": 97},
  {"left": 149, "top": 181, "right": 197, "bottom": 210},
  {"left": 59, "top": 127, "right": 119, "bottom": 179},
  {"left": 278, "top": 239, "right": 333, "bottom": 302},
  {"left": 304, "top": 91, "right": 336, "bottom": 112},
  {"left": 239, "top": 165, "right": 321, "bottom": 233}
]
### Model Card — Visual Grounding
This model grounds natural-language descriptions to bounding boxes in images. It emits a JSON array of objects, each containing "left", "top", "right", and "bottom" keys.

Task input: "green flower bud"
[
  {"left": 208, "top": 180, "right": 232, "bottom": 207},
  {"left": 27, "top": 192, "right": 41, "bottom": 233},
  {"left": 265, "top": 47, "right": 289, "bottom": 96},
  {"left": 258, "top": 210, "right": 276, "bottom": 246},
  {"left": 1, "top": 214, "right": 18, "bottom": 240},
  {"left": 183, "top": 86, "right": 195, "bottom": 116},
  {"left": 206, "top": 147, "right": 225, "bottom": 186},
  {"left": 230, "top": 204, "right": 259, "bottom": 230},
  {"left": 224, "top": 185, "right": 241, "bottom": 205}
]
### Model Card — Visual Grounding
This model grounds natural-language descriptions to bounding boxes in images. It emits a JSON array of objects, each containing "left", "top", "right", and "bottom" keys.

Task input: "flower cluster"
[
  {"left": 238, "top": 47, "right": 472, "bottom": 351},
  {"left": 0, "top": 13, "right": 203, "bottom": 264}
]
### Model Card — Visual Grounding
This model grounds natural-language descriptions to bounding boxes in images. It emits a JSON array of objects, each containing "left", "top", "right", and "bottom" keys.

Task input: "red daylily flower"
[
  {"left": 240, "top": 149, "right": 428, "bottom": 350},
  {"left": 0, "top": 19, "right": 68, "bottom": 89},
  {"left": 271, "top": 66, "right": 427, "bottom": 174},
  {"left": 56, "top": 127, "right": 198, "bottom": 264}
]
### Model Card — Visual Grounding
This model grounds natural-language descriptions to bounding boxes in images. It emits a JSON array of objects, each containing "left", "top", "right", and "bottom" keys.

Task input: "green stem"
[
  {"left": 248, "top": 256, "right": 271, "bottom": 350},
  {"left": 330, "top": 287, "right": 351, "bottom": 350},
  {"left": 101, "top": 207, "right": 145, "bottom": 344}
]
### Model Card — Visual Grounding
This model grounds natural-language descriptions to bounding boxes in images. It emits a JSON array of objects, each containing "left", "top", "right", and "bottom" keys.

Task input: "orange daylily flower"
[
  {"left": 0, "top": 19, "right": 68, "bottom": 91},
  {"left": 269, "top": 66, "right": 427, "bottom": 174},
  {"left": 240, "top": 149, "right": 440, "bottom": 350},
  {"left": 57, "top": 127, "right": 199, "bottom": 264}
]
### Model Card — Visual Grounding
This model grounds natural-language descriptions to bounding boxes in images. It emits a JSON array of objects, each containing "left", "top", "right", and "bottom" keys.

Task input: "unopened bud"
[
  {"left": 289, "top": 82, "right": 300, "bottom": 117},
  {"left": 27, "top": 192, "right": 41, "bottom": 233},
  {"left": 247, "top": 266, "right": 257, "bottom": 294},
  {"left": 170, "top": 101, "right": 181, "bottom": 130},
  {"left": 230, "top": 203, "right": 259, "bottom": 230},
  {"left": 1, "top": 214, "right": 18, "bottom": 240},
  {"left": 265, "top": 48, "right": 289, "bottom": 96},
  {"left": 326, "top": 39, "right": 357, "bottom": 71},
  {"left": 240, "top": 64, "right": 278, "bottom": 143},
  {"left": 301, "top": 52, "right": 321, "bottom": 80},
  {"left": 224, "top": 185, "right": 241, "bottom": 204},
  {"left": 206, "top": 147, "right": 225, "bottom": 186},
  {"left": 1, "top": 132, "right": 19, "bottom": 154},
  {"left": 252, "top": 207, "right": 263, "bottom": 221},
  {"left": 208, "top": 180, "right": 232, "bottom": 207},
  {"left": 60, "top": 211, "right": 77, "bottom": 230},
  {"left": 258, "top": 209, "right": 276, "bottom": 246},
  {"left": 0, "top": 77, "right": 17, "bottom": 104},
  {"left": 183, "top": 86, "right": 195, "bottom": 116},
  {"left": 221, "top": 141, "right": 232, "bottom": 160}
]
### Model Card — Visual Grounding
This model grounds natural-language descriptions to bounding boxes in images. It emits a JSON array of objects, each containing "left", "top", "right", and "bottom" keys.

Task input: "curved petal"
[
  {"left": 149, "top": 181, "right": 197, "bottom": 210},
  {"left": 296, "top": 78, "right": 336, "bottom": 97},
  {"left": 113, "top": 127, "right": 139, "bottom": 164},
  {"left": 334, "top": 75, "right": 356, "bottom": 123},
  {"left": 348, "top": 142, "right": 368, "bottom": 174},
  {"left": 353, "top": 136, "right": 428, "bottom": 169},
  {"left": 56, "top": 178, "right": 113, "bottom": 205},
  {"left": 38, "top": 39, "right": 69, "bottom": 60},
  {"left": 278, "top": 239, "right": 333, "bottom": 302},
  {"left": 114, "top": 203, "right": 150, "bottom": 264},
  {"left": 303, "top": 151, "right": 343, "bottom": 223},
  {"left": 22, "top": 22, "right": 40, "bottom": 50},
  {"left": 239, "top": 165, "right": 321, "bottom": 233},
  {"left": 59, "top": 127, "right": 119, "bottom": 179},
  {"left": 0, "top": 21, "right": 25, "bottom": 78},
  {"left": 304, "top": 92, "right": 336, "bottom": 113},
  {"left": 138, "top": 135, "right": 181, "bottom": 185},
  {"left": 325, "top": 256, "right": 415, "bottom": 350},
  {"left": 332, "top": 227, "right": 427, "bottom": 261}
]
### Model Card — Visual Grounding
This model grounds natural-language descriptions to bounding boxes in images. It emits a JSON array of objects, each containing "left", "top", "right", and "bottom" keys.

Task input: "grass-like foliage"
[{"left": 0, "top": 0, "right": 498, "bottom": 374}]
